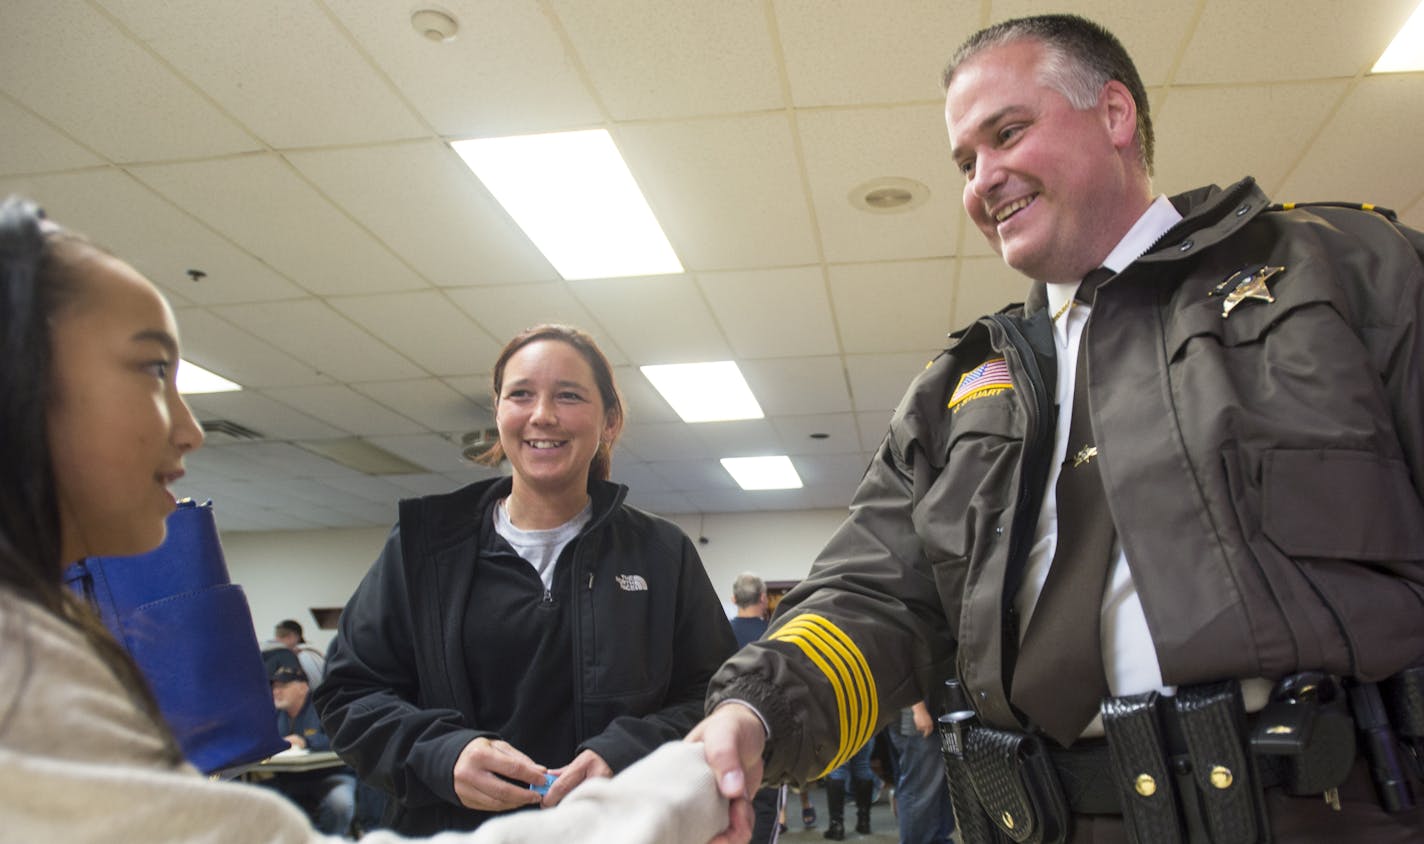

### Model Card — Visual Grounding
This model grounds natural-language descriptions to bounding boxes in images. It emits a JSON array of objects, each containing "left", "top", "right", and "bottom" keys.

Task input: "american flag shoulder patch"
[{"left": 948, "top": 357, "right": 1012, "bottom": 412}]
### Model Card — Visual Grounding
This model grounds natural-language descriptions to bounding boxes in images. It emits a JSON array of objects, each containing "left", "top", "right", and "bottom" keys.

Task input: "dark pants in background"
[
  {"left": 267, "top": 768, "right": 357, "bottom": 836},
  {"left": 750, "top": 784, "right": 782, "bottom": 843}
]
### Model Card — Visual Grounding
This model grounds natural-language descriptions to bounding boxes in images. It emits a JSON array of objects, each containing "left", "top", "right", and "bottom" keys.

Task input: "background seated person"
[
  {"left": 274, "top": 619, "right": 326, "bottom": 688},
  {"left": 267, "top": 662, "right": 356, "bottom": 836}
]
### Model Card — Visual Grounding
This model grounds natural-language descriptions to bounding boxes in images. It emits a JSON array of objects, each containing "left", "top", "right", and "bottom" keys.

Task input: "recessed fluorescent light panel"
[
  {"left": 1374, "top": 0, "right": 1424, "bottom": 72},
  {"left": 640, "top": 361, "right": 764, "bottom": 423},
  {"left": 177, "top": 359, "right": 241, "bottom": 394},
  {"left": 721, "top": 456, "right": 803, "bottom": 491},
  {"left": 451, "top": 129, "right": 683, "bottom": 281}
]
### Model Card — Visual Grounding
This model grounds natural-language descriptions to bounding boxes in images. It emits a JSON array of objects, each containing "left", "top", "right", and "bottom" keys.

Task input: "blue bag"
[{"left": 63, "top": 499, "right": 288, "bottom": 775}]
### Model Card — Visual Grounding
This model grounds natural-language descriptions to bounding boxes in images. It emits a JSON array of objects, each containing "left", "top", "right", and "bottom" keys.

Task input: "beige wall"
[{"left": 223, "top": 508, "right": 848, "bottom": 653}]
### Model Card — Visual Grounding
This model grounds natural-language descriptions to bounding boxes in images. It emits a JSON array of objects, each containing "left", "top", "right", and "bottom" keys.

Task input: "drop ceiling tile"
[
  {"left": 1154, "top": 81, "right": 1349, "bottom": 198},
  {"left": 174, "top": 308, "right": 329, "bottom": 389},
  {"left": 953, "top": 257, "right": 1030, "bottom": 328},
  {"left": 856, "top": 410, "right": 894, "bottom": 452},
  {"left": 186, "top": 390, "right": 345, "bottom": 441},
  {"left": 571, "top": 275, "right": 731, "bottom": 364},
  {"left": 263, "top": 385, "right": 425, "bottom": 436},
  {"left": 130, "top": 155, "right": 427, "bottom": 296},
  {"left": 846, "top": 353, "right": 939, "bottom": 413},
  {"left": 699, "top": 267, "right": 839, "bottom": 358},
  {"left": 0, "top": 0, "right": 259, "bottom": 162},
  {"left": 692, "top": 419, "right": 782, "bottom": 456},
  {"left": 624, "top": 489, "right": 695, "bottom": 515},
  {"left": 799, "top": 104, "right": 961, "bottom": 263},
  {"left": 1173, "top": 0, "right": 1418, "bottom": 84},
  {"left": 0, "top": 96, "right": 103, "bottom": 174},
  {"left": 685, "top": 488, "right": 811, "bottom": 513},
  {"left": 351, "top": 379, "right": 489, "bottom": 433},
  {"left": 649, "top": 459, "right": 742, "bottom": 492},
  {"left": 796, "top": 453, "right": 874, "bottom": 490},
  {"left": 177, "top": 446, "right": 263, "bottom": 483},
  {"left": 829, "top": 259, "right": 955, "bottom": 353},
  {"left": 739, "top": 357, "right": 852, "bottom": 416},
  {"left": 287, "top": 142, "right": 555, "bottom": 287},
  {"left": 99, "top": 0, "right": 426, "bottom": 147},
  {"left": 608, "top": 460, "right": 676, "bottom": 492},
  {"left": 1278, "top": 73, "right": 1424, "bottom": 212},
  {"left": 444, "top": 464, "right": 507, "bottom": 485},
  {"left": 987, "top": 1, "right": 1199, "bottom": 87},
  {"left": 259, "top": 477, "right": 396, "bottom": 516},
  {"left": 444, "top": 375, "right": 493, "bottom": 405},
  {"left": 0, "top": 170, "right": 307, "bottom": 305},
  {"left": 213, "top": 300, "right": 423, "bottom": 382},
  {"left": 776, "top": 0, "right": 972, "bottom": 106},
  {"left": 809, "top": 483, "right": 857, "bottom": 510},
  {"left": 330, "top": 474, "right": 427, "bottom": 507},
  {"left": 615, "top": 115, "right": 819, "bottom": 270},
  {"left": 386, "top": 472, "right": 465, "bottom": 497},
  {"left": 327, "top": 0, "right": 603, "bottom": 137},
  {"left": 228, "top": 509, "right": 331, "bottom": 531},
  {"left": 551, "top": 0, "right": 782, "bottom": 120},
  {"left": 176, "top": 450, "right": 233, "bottom": 485},
  {"left": 619, "top": 422, "right": 713, "bottom": 462},
  {"left": 367, "top": 434, "right": 467, "bottom": 474},
  {"left": 772, "top": 413, "right": 862, "bottom": 455},
  {"left": 209, "top": 442, "right": 366, "bottom": 481},
  {"left": 329, "top": 290, "right": 503, "bottom": 377},
  {"left": 614, "top": 366, "right": 680, "bottom": 425},
  {"left": 445, "top": 283, "right": 628, "bottom": 366}
]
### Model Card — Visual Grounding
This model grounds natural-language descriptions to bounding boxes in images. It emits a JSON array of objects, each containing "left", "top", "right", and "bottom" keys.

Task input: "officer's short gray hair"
[{"left": 942, "top": 13, "right": 1154, "bottom": 174}]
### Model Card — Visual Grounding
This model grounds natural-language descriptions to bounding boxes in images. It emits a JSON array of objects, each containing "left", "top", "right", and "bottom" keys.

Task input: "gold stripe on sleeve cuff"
[{"left": 769, "top": 613, "right": 878, "bottom": 778}]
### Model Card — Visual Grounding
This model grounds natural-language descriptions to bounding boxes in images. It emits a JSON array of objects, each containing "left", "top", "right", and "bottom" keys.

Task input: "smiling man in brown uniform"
[{"left": 690, "top": 13, "right": 1424, "bottom": 844}]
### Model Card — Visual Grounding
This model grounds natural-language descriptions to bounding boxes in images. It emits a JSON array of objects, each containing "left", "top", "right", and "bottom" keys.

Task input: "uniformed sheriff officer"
[{"left": 689, "top": 14, "right": 1424, "bottom": 844}]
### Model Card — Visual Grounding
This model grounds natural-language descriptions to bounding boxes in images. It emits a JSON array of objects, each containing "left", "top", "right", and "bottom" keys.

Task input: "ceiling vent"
[
  {"left": 460, "top": 428, "right": 500, "bottom": 463},
  {"left": 200, "top": 419, "right": 265, "bottom": 443}
]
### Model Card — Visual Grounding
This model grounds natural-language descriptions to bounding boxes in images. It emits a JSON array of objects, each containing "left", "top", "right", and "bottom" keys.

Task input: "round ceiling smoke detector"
[
  {"left": 411, "top": 9, "right": 459, "bottom": 43},
  {"left": 848, "top": 177, "right": 929, "bottom": 214}
]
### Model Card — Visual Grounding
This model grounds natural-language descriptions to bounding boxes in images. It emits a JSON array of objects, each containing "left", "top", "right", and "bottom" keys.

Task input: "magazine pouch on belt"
[
  {"left": 1102, "top": 691, "right": 1185, "bottom": 844},
  {"left": 63, "top": 499, "right": 286, "bottom": 775},
  {"left": 1174, "top": 682, "right": 1269, "bottom": 844},
  {"left": 965, "top": 726, "right": 1070, "bottom": 844}
]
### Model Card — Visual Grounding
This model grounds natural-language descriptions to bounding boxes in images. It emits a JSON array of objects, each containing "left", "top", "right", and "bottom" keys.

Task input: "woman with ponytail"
[{"left": 315, "top": 324, "right": 736, "bottom": 836}]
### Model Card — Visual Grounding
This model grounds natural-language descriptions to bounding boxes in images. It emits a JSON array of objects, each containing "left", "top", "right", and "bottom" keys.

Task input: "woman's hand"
[
  {"left": 541, "top": 748, "right": 613, "bottom": 807},
  {"left": 452, "top": 737, "right": 546, "bottom": 812}
]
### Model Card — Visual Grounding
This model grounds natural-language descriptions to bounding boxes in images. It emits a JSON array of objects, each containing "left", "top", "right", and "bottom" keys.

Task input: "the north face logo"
[{"left": 615, "top": 574, "right": 648, "bottom": 592}]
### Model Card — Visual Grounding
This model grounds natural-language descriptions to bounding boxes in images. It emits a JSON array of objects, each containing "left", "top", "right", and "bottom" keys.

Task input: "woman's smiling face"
[{"left": 495, "top": 338, "right": 616, "bottom": 501}]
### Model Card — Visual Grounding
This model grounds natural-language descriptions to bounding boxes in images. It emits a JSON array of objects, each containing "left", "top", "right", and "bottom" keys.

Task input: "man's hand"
[
  {"left": 686, "top": 703, "right": 767, "bottom": 844},
  {"left": 284, "top": 734, "right": 306, "bottom": 750},
  {"left": 541, "top": 748, "right": 613, "bottom": 807},
  {"left": 912, "top": 701, "right": 935, "bottom": 738},
  {"left": 452, "top": 737, "right": 546, "bottom": 812}
]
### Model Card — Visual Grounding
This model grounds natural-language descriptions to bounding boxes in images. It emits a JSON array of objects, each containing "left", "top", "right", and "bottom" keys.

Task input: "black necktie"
[{"left": 1010, "top": 268, "right": 1116, "bottom": 747}]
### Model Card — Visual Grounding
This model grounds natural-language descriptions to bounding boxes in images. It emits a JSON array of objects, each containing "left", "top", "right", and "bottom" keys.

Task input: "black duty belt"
[{"left": 938, "top": 670, "right": 1424, "bottom": 844}]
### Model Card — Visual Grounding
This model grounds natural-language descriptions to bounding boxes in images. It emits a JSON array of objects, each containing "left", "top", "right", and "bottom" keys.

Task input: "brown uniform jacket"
[{"left": 708, "top": 178, "right": 1424, "bottom": 784}]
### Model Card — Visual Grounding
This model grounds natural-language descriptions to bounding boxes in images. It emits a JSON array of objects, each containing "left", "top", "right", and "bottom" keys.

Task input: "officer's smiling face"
[{"left": 946, "top": 38, "right": 1142, "bottom": 284}]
